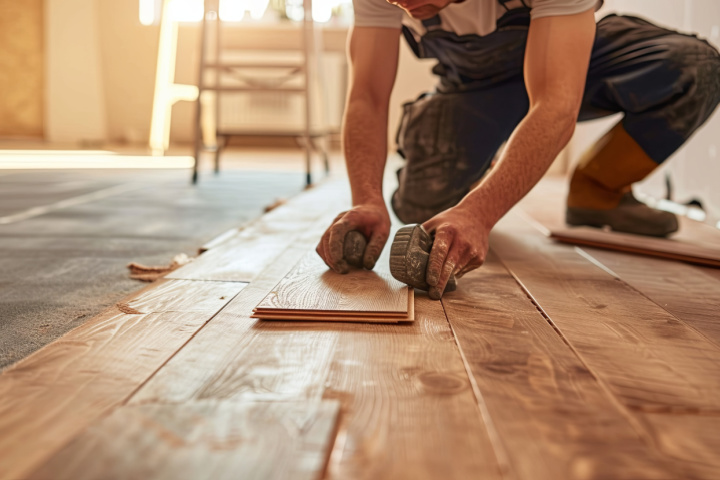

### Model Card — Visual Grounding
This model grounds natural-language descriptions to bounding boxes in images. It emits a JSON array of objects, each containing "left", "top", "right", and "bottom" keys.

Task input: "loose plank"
[
  {"left": 549, "top": 227, "right": 720, "bottom": 268},
  {"left": 491, "top": 213, "right": 720, "bottom": 413},
  {"left": 0, "top": 281, "right": 246, "bottom": 480},
  {"left": 254, "top": 250, "right": 410, "bottom": 315},
  {"left": 579, "top": 248, "right": 720, "bottom": 347},
  {"left": 29, "top": 401, "right": 340, "bottom": 480},
  {"left": 442, "top": 252, "right": 676, "bottom": 479},
  {"left": 168, "top": 180, "right": 350, "bottom": 282}
]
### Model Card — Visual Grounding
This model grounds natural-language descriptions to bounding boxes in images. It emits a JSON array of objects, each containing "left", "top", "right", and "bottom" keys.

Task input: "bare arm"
[
  {"left": 344, "top": 26, "right": 401, "bottom": 206},
  {"left": 317, "top": 26, "right": 401, "bottom": 273},
  {"left": 423, "top": 8, "right": 597, "bottom": 298}
]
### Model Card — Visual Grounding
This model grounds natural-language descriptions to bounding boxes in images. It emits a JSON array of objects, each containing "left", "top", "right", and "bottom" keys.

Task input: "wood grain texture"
[
  {"left": 491, "top": 213, "right": 720, "bottom": 413},
  {"left": 442, "top": 252, "right": 676, "bottom": 479},
  {"left": 254, "top": 250, "right": 410, "bottom": 315},
  {"left": 637, "top": 413, "right": 720, "bottom": 480},
  {"left": 132, "top": 242, "right": 339, "bottom": 405},
  {"left": 29, "top": 401, "right": 340, "bottom": 480},
  {"left": 321, "top": 295, "right": 503, "bottom": 480},
  {"left": 132, "top": 256, "right": 502, "bottom": 479},
  {"left": 579, "top": 248, "right": 720, "bottom": 347},
  {"left": 168, "top": 180, "right": 350, "bottom": 282},
  {"left": 0, "top": 281, "right": 245, "bottom": 480},
  {"left": 126, "top": 279, "right": 246, "bottom": 314},
  {"left": 550, "top": 227, "right": 720, "bottom": 268}
]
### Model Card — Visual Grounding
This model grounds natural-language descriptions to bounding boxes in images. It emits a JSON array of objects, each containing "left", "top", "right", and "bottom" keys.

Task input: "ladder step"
[
  {"left": 199, "top": 86, "right": 306, "bottom": 93},
  {"left": 204, "top": 63, "right": 305, "bottom": 70}
]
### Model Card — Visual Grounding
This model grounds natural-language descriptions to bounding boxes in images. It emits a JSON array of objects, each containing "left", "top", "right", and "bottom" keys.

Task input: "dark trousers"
[{"left": 392, "top": 14, "right": 720, "bottom": 224}]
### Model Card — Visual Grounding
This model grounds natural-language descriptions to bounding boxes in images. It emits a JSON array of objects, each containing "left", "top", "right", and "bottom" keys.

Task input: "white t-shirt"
[{"left": 353, "top": 0, "right": 600, "bottom": 37}]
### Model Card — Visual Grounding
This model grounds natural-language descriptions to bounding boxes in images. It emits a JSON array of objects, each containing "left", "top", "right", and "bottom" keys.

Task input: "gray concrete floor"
[{"left": 0, "top": 166, "right": 308, "bottom": 370}]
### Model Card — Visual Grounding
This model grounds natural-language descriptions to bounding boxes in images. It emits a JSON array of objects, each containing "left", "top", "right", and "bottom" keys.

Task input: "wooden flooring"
[{"left": 1, "top": 176, "right": 719, "bottom": 479}]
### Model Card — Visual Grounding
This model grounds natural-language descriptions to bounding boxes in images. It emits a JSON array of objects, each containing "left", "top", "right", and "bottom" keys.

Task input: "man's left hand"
[{"left": 422, "top": 206, "right": 489, "bottom": 300}]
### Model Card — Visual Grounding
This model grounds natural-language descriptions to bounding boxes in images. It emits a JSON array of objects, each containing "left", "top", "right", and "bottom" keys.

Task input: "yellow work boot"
[{"left": 566, "top": 121, "right": 678, "bottom": 237}]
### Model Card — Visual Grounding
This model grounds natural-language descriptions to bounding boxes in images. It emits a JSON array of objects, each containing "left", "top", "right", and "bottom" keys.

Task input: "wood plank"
[
  {"left": 254, "top": 291, "right": 414, "bottom": 323},
  {"left": 132, "top": 232, "right": 340, "bottom": 405},
  {"left": 549, "top": 227, "right": 720, "bottom": 268},
  {"left": 0, "top": 281, "right": 246, "bottom": 480},
  {"left": 442, "top": 251, "right": 677, "bottom": 479},
  {"left": 124, "top": 279, "right": 247, "bottom": 314},
  {"left": 168, "top": 180, "right": 349, "bottom": 282},
  {"left": 637, "top": 413, "right": 720, "bottom": 480},
  {"left": 253, "top": 249, "right": 411, "bottom": 318},
  {"left": 490, "top": 213, "right": 720, "bottom": 413},
  {"left": 29, "top": 401, "right": 340, "bottom": 480},
  {"left": 578, "top": 248, "right": 720, "bottom": 347},
  {"left": 132, "top": 259, "right": 503, "bottom": 479}
]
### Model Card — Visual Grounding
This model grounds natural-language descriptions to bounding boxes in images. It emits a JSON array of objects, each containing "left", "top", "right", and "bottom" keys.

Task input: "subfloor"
[
  {"left": 1, "top": 163, "right": 719, "bottom": 479},
  {"left": 0, "top": 149, "right": 332, "bottom": 369}
]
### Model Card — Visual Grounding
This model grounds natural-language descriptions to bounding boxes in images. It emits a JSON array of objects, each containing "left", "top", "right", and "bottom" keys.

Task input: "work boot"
[
  {"left": 566, "top": 121, "right": 679, "bottom": 237},
  {"left": 567, "top": 192, "right": 678, "bottom": 237}
]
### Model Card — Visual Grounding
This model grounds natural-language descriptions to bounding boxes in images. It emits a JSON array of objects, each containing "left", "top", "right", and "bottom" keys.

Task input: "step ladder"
[{"left": 192, "top": 0, "right": 331, "bottom": 185}]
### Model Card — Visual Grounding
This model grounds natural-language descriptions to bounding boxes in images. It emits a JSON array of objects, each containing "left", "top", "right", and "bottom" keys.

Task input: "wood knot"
[
  {"left": 415, "top": 372, "right": 469, "bottom": 395},
  {"left": 116, "top": 302, "right": 142, "bottom": 314}
]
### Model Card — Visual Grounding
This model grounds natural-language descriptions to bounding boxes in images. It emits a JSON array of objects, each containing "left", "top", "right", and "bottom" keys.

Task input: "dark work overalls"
[{"left": 391, "top": 5, "right": 720, "bottom": 224}]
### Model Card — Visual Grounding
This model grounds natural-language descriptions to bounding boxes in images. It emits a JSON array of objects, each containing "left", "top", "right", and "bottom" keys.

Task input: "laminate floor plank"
[
  {"left": 549, "top": 227, "right": 720, "bottom": 268},
  {"left": 28, "top": 400, "right": 340, "bottom": 480},
  {"left": 131, "top": 228, "right": 340, "bottom": 405},
  {"left": 0, "top": 278, "right": 244, "bottom": 480},
  {"left": 490, "top": 213, "right": 720, "bottom": 413},
  {"left": 253, "top": 248, "right": 411, "bottom": 319},
  {"left": 637, "top": 413, "right": 720, "bottom": 480},
  {"left": 579, "top": 248, "right": 720, "bottom": 348},
  {"left": 441, "top": 252, "right": 676, "bottom": 480},
  {"left": 123, "top": 279, "right": 247, "bottom": 315},
  {"left": 168, "top": 180, "right": 349, "bottom": 283},
  {"left": 320, "top": 295, "right": 503, "bottom": 480}
]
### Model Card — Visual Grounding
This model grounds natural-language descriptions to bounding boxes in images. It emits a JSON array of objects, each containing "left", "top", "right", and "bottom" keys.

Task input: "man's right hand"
[{"left": 316, "top": 203, "right": 391, "bottom": 274}]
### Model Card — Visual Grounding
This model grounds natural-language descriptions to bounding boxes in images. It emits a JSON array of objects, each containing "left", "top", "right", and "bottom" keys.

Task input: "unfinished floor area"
[{"left": 1, "top": 167, "right": 719, "bottom": 479}]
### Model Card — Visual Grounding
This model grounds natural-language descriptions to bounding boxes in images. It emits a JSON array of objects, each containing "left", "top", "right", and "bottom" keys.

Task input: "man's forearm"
[
  {"left": 343, "top": 97, "right": 389, "bottom": 207},
  {"left": 458, "top": 104, "right": 576, "bottom": 227}
]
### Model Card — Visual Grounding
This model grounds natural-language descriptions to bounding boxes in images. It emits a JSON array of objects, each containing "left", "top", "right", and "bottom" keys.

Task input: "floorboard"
[
  {"left": 441, "top": 252, "right": 676, "bottom": 479},
  {"left": 168, "top": 181, "right": 349, "bottom": 283},
  {"left": 549, "top": 227, "right": 720, "bottom": 268},
  {"left": 29, "top": 401, "right": 340, "bottom": 480},
  {"left": 0, "top": 281, "right": 243, "bottom": 480},
  {"left": 579, "top": 248, "right": 720, "bottom": 348},
  {"left": 132, "top": 245, "right": 502, "bottom": 480},
  {"left": 491, "top": 213, "right": 720, "bottom": 413}
]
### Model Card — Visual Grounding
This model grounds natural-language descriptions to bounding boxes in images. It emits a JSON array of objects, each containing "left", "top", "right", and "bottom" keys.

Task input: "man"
[{"left": 316, "top": 0, "right": 720, "bottom": 299}]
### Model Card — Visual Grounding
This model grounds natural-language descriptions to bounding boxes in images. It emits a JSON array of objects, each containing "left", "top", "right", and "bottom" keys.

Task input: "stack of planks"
[
  {"left": 0, "top": 174, "right": 719, "bottom": 480},
  {"left": 251, "top": 249, "right": 414, "bottom": 323}
]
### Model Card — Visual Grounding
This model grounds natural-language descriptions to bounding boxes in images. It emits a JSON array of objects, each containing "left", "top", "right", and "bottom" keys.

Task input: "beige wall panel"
[{"left": 0, "top": 0, "right": 44, "bottom": 138}]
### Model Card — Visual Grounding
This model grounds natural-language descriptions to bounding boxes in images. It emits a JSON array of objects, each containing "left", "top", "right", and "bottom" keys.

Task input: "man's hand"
[
  {"left": 422, "top": 206, "right": 489, "bottom": 300},
  {"left": 316, "top": 203, "right": 391, "bottom": 274}
]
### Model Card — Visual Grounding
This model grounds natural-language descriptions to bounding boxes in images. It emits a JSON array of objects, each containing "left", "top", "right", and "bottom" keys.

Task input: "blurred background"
[{"left": 0, "top": 0, "right": 718, "bottom": 367}]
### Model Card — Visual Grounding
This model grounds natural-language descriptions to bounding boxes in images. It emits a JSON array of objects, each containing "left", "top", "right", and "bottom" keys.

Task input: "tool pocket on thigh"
[{"left": 395, "top": 92, "right": 468, "bottom": 211}]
